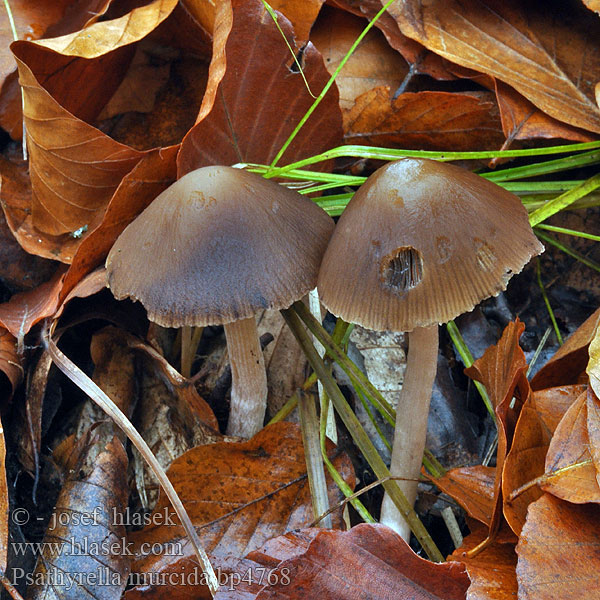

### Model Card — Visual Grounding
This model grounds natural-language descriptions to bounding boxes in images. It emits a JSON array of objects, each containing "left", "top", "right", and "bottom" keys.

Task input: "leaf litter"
[{"left": 0, "top": 1, "right": 599, "bottom": 599}]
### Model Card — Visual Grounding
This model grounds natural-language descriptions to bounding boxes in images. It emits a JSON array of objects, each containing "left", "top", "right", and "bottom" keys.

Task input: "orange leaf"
[
  {"left": 223, "top": 525, "right": 470, "bottom": 599},
  {"left": 516, "top": 493, "right": 600, "bottom": 599},
  {"left": 0, "top": 328, "right": 22, "bottom": 401},
  {"left": 450, "top": 521, "right": 517, "bottom": 600},
  {"left": 0, "top": 267, "right": 66, "bottom": 337},
  {"left": 311, "top": 7, "right": 409, "bottom": 111},
  {"left": 465, "top": 319, "right": 530, "bottom": 540},
  {"left": 494, "top": 81, "right": 597, "bottom": 144},
  {"left": 177, "top": 0, "right": 343, "bottom": 175},
  {"left": 543, "top": 389, "right": 600, "bottom": 503},
  {"left": 389, "top": 0, "right": 600, "bottom": 133},
  {"left": 503, "top": 384, "right": 586, "bottom": 534},
  {"left": 343, "top": 88, "right": 504, "bottom": 151},
  {"left": 531, "top": 307, "right": 600, "bottom": 390},
  {"left": 429, "top": 465, "right": 495, "bottom": 527},
  {"left": 128, "top": 422, "right": 354, "bottom": 597},
  {"left": 59, "top": 145, "right": 178, "bottom": 302}
]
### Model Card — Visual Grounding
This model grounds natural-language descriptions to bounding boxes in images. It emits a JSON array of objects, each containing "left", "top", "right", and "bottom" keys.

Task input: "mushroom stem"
[
  {"left": 224, "top": 316, "right": 268, "bottom": 438},
  {"left": 380, "top": 324, "right": 438, "bottom": 541}
]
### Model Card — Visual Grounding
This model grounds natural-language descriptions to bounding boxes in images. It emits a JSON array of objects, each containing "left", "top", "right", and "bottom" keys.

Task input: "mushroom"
[
  {"left": 317, "top": 158, "right": 543, "bottom": 539},
  {"left": 106, "top": 166, "right": 334, "bottom": 438}
]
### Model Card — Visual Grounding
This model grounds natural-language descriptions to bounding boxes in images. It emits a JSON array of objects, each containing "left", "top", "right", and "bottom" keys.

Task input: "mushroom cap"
[
  {"left": 106, "top": 166, "right": 335, "bottom": 327},
  {"left": 317, "top": 158, "right": 543, "bottom": 332}
]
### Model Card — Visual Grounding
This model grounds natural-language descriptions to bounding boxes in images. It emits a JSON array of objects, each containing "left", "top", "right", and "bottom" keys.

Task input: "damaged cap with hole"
[
  {"left": 106, "top": 165, "right": 335, "bottom": 438},
  {"left": 318, "top": 157, "right": 543, "bottom": 331},
  {"left": 317, "top": 157, "right": 543, "bottom": 542}
]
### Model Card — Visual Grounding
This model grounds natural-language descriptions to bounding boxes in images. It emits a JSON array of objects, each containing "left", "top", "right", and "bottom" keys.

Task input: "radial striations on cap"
[
  {"left": 317, "top": 158, "right": 544, "bottom": 332},
  {"left": 106, "top": 166, "right": 335, "bottom": 327}
]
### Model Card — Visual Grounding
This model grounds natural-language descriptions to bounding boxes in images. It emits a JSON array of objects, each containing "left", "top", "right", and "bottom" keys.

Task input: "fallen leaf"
[
  {"left": 449, "top": 521, "right": 517, "bottom": 600},
  {"left": 502, "top": 384, "right": 586, "bottom": 534},
  {"left": 494, "top": 81, "right": 597, "bottom": 145},
  {"left": 330, "top": 0, "right": 457, "bottom": 80},
  {"left": 429, "top": 465, "right": 495, "bottom": 527},
  {"left": 583, "top": 0, "right": 600, "bottom": 15},
  {"left": 0, "top": 267, "right": 66, "bottom": 338},
  {"left": 542, "top": 389, "right": 600, "bottom": 503},
  {"left": 11, "top": 43, "right": 145, "bottom": 236},
  {"left": 585, "top": 387, "right": 600, "bottom": 489},
  {"left": 7, "top": 0, "right": 180, "bottom": 240},
  {"left": 311, "top": 6, "right": 409, "bottom": 111},
  {"left": 0, "top": 328, "right": 23, "bottom": 401},
  {"left": 27, "top": 437, "right": 131, "bottom": 599},
  {"left": 587, "top": 317, "right": 600, "bottom": 397},
  {"left": 0, "top": 1, "right": 114, "bottom": 137},
  {"left": 465, "top": 319, "right": 530, "bottom": 540},
  {"left": 0, "top": 418, "right": 7, "bottom": 575},
  {"left": 238, "top": 524, "right": 470, "bottom": 600},
  {"left": 389, "top": 0, "right": 600, "bottom": 133},
  {"left": 34, "top": 0, "right": 177, "bottom": 59},
  {"left": 531, "top": 307, "right": 600, "bottom": 390},
  {"left": 343, "top": 88, "right": 505, "bottom": 151},
  {"left": 0, "top": 184, "right": 57, "bottom": 291},
  {"left": 270, "top": 0, "right": 325, "bottom": 44},
  {"left": 128, "top": 422, "right": 354, "bottom": 597},
  {"left": 177, "top": 0, "right": 343, "bottom": 175},
  {"left": 516, "top": 493, "right": 600, "bottom": 599},
  {"left": 59, "top": 145, "right": 178, "bottom": 301}
]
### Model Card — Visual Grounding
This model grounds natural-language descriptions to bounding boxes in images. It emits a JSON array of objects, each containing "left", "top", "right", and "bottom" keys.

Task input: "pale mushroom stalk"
[
  {"left": 380, "top": 325, "right": 438, "bottom": 540},
  {"left": 224, "top": 317, "right": 268, "bottom": 437}
]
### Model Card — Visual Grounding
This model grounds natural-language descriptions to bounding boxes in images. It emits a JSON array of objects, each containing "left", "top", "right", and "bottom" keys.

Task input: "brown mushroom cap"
[
  {"left": 106, "top": 166, "right": 334, "bottom": 327},
  {"left": 317, "top": 158, "right": 544, "bottom": 331}
]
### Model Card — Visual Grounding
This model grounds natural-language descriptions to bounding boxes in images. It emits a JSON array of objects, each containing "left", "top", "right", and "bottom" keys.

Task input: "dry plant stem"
[
  {"left": 380, "top": 325, "right": 438, "bottom": 541},
  {"left": 224, "top": 317, "right": 268, "bottom": 437},
  {"left": 44, "top": 331, "right": 219, "bottom": 597},
  {"left": 298, "top": 390, "right": 332, "bottom": 527}
]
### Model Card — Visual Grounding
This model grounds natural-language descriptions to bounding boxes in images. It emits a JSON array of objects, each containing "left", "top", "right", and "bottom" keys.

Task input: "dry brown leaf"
[
  {"left": 35, "top": 0, "right": 177, "bottom": 59},
  {"left": 330, "top": 0, "right": 457, "bottom": 80},
  {"left": 502, "top": 384, "right": 586, "bottom": 535},
  {"left": 270, "top": 0, "right": 325, "bottom": 43},
  {"left": 389, "top": 0, "right": 600, "bottom": 133},
  {"left": 127, "top": 422, "right": 354, "bottom": 597},
  {"left": 344, "top": 88, "right": 504, "bottom": 150},
  {"left": 218, "top": 524, "right": 470, "bottom": 599},
  {"left": 494, "top": 81, "right": 597, "bottom": 145},
  {"left": 465, "top": 319, "right": 530, "bottom": 540},
  {"left": 0, "top": 417, "right": 7, "bottom": 576},
  {"left": 7, "top": 0, "right": 179, "bottom": 241},
  {"left": 531, "top": 307, "right": 600, "bottom": 390},
  {"left": 582, "top": 0, "right": 600, "bottom": 14},
  {"left": 429, "top": 465, "right": 495, "bottom": 527},
  {"left": 0, "top": 267, "right": 65, "bottom": 338},
  {"left": 11, "top": 43, "right": 146, "bottom": 237},
  {"left": 59, "top": 145, "right": 178, "bottom": 302},
  {"left": 587, "top": 317, "right": 600, "bottom": 397},
  {"left": 0, "top": 327, "right": 23, "bottom": 401},
  {"left": 516, "top": 493, "right": 600, "bottom": 599},
  {"left": 0, "top": 190, "right": 57, "bottom": 291},
  {"left": 449, "top": 521, "right": 517, "bottom": 600},
  {"left": 311, "top": 6, "right": 408, "bottom": 111},
  {"left": 542, "top": 389, "right": 600, "bottom": 502},
  {"left": 27, "top": 437, "right": 131, "bottom": 598},
  {"left": 0, "top": 1, "right": 114, "bottom": 137},
  {"left": 177, "top": 0, "right": 343, "bottom": 175},
  {"left": 585, "top": 387, "right": 600, "bottom": 489}
]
